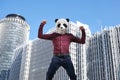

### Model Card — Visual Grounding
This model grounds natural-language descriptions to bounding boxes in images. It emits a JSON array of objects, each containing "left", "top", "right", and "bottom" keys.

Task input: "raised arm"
[
  {"left": 71, "top": 26, "right": 86, "bottom": 44},
  {"left": 38, "top": 20, "right": 54, "bottom": 40}
]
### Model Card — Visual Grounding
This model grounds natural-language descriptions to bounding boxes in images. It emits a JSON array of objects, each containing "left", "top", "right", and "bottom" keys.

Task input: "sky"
[{"left": 0, "top": 0, "right": 120, "bottom": 40}]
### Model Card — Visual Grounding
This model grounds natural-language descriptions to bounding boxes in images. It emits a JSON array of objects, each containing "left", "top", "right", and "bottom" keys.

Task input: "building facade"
[
  {"left": 87, "top": 25, "right": 120, "bottom": 80},
  {"left": 69, "top": 21, "right": 91, "bottom": 80},
  {"left": 0, "top": 14, "right": 30, "bottom": 80},
  {"left": 8, "top": 46, "right": 24, "bottom": 80}
]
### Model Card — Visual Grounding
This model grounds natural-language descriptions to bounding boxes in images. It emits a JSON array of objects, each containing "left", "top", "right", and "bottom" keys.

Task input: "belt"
[{"left": 54, "top": 53, "right": 70, "bottom": 58}]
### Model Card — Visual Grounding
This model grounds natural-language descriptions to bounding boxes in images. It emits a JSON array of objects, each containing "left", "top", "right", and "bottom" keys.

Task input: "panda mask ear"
[
  {"left": 55, "top": 19, "right": 58, "bottom": 23},
  {"left": 66, "top": 18, "right": 69, "bottom": 22}
]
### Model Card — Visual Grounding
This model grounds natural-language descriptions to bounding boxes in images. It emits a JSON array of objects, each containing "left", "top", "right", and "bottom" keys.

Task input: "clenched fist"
[
  {"left": 80, "top": 26, "right": 85, "bottom": 30},
  {"left": 41, "top": 20, "right": 47, "bottom": 24}
]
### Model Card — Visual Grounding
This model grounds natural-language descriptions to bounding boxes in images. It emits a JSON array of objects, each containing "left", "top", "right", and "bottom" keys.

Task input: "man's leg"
[
  {"left": 62, "top": 56, "right": 77, "bottom": 80},
  {"left": 46, "top": 56, "right": 61, "bottom": 80}
]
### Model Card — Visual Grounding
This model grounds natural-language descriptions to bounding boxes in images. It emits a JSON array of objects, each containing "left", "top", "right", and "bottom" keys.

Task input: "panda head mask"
[{"left": 55, "top": 18, "right": 69, "bottom": 34}]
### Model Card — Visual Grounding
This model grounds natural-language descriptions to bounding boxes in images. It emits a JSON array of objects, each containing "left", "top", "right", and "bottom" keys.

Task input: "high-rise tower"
[
  {"left": 87, "top": 25, "right": 120, "bottom": 80},
  {"left": 0, "top": 14, "right": 30, "bottom": 80}
]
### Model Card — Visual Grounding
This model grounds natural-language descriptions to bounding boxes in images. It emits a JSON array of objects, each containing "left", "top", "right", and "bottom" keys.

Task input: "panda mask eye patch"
[
  {"left": 57, "top": 23, "right": 61, "bottom": 28},
  {"left": 63, "top": 24, "right": 67, "bottom": 28}
]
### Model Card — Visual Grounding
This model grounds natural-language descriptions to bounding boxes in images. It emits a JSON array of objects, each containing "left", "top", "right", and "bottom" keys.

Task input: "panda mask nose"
[
  {"left": 61, "top": 26, "right": 63, "bottom": 29},
  {"left": 60, "top": 25, "right": 65, "bottom": 29}
]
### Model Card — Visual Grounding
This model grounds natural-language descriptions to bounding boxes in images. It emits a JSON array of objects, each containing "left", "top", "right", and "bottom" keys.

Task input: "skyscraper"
[
  {"left": 87, "top": 25, "right": 120, "bottom": 80},
  {"left": 69, "top": 21, "right": 91, "bottom": 80},
  {"left": 0, "top": 14, "right": 30, "bottom": 80},
  {"left": 8, "top": 42, "right": 31, "bottom": 80}
]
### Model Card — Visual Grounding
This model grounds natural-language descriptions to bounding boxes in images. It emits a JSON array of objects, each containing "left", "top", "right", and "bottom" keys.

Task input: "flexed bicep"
[
  {"left": 38, "top": 20, "right": 53, "bottom": 40},
  {"left": 71, "top": 26, "right": 86, "bottom": 44}
]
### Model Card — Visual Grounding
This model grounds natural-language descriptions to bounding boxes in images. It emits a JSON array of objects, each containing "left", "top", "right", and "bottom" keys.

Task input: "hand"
[
  {"left": 41, "top": 20, "right": 46, "bottom": 24},
  {"left": 80, "top": 26, "right": 85, "bottom": 30}
]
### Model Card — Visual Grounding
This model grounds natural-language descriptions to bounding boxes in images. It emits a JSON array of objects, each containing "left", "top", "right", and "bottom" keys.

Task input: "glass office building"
[
  {"left": 87, "top": 25, "right": 120, "bottom": 80},
  {"left": 69, "top": 21, "right": 91, "bottom": 80},
  {"left": 8, "top": 46, "right": 24, "bottom": 80},
  {"left": 8, "top": 42, "right": 31, "bottom": 80},
  {"left": 0, "top": 14, "right": 30, "bottom": 80}
]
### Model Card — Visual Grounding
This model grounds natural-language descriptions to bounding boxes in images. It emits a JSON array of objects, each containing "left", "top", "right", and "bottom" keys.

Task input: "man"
[{"left": 38, "top": 19, "right": 86, "bottom": 80}]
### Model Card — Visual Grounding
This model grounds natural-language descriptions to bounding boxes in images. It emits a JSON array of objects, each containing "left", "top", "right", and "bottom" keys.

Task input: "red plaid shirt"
[{"left": 38, "top": 23, "right": 86, "bottom": 55}]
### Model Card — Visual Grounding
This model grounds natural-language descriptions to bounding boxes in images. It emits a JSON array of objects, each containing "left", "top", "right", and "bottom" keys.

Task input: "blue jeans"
[{"left": 46, "top": 55, "right": 76, "bottom": 80}]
